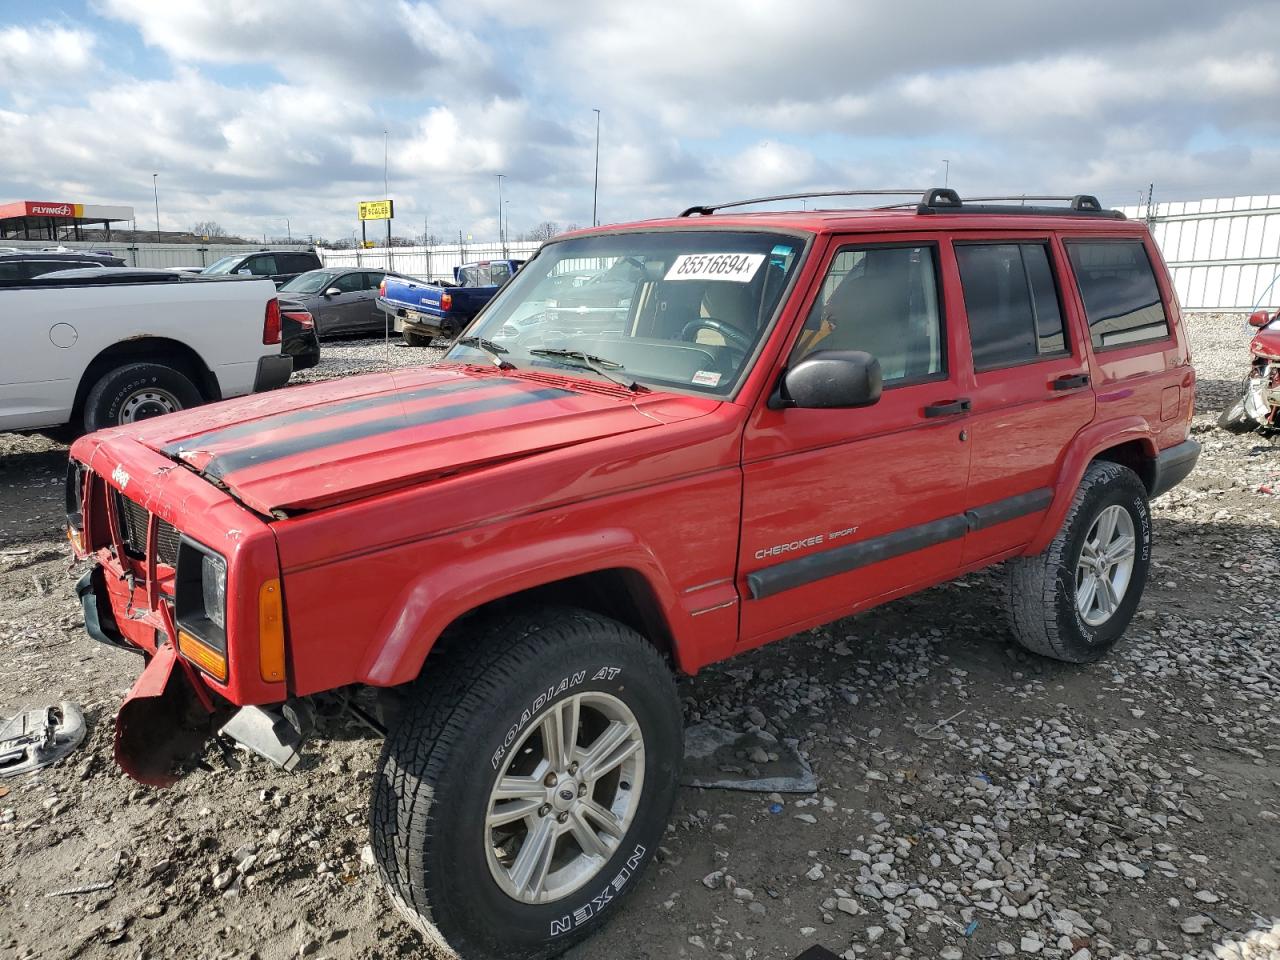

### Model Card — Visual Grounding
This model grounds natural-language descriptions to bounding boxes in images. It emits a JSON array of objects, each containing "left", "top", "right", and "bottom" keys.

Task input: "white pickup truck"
[{"left": 0, "top": 268, "right": 293, "bottom": 434}]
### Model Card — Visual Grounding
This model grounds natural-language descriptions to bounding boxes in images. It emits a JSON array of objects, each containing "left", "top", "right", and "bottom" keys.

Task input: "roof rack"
[
  {"left": 678, "top": 189, "right": 928, "bottom": 217},
  {"left": 679, "top": 187, "right": 1125, "bottom": 220}
]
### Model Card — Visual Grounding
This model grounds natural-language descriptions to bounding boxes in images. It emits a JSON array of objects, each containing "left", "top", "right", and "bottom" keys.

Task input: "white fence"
[
  {"left": 0, "top": 237, "right": 315, "bottom": 269},
  {"left": 1119, "top": 195, "right": 1280, "bottom": 313},
  {"left": 318, "top": 241, "right": 542, "bottom": 281}
]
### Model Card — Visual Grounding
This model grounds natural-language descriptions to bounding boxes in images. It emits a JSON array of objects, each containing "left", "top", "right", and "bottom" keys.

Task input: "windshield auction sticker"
[{"left": 665, "top": 253, "right": 765, "bottom": 283}]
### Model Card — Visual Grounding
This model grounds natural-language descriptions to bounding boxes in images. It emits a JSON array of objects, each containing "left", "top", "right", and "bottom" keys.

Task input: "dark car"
[
  {"left": 0, "top": 249, "right": 126, "bottom": 283},
  {"left": 202, "top": 249, "right": 323, "bottom": 287},
  {"left": 277, "top": 267, "right": 411, "bottom": 337},
  {"left": 279, "top": 303, "right": 321, "bottom": 371}
]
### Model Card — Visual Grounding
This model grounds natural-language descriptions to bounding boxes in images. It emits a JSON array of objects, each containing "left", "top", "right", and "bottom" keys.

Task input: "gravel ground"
[{"left": 0, "top": 316, "right": 1277, "bottom": 960}]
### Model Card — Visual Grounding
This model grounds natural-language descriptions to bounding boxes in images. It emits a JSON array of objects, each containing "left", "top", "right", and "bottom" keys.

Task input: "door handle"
[
  {"left": 1051, "top": 373, "right": 1090, "bottom": 391},
  {"left": 923, "top": 398, "right": 971, "bottom": 418}
]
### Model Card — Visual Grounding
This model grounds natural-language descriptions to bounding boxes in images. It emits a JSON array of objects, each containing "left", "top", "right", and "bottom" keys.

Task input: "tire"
[
  {"left": 401, "top": 329, "right": 436, "bottom": 348},
  {"left": 83, "top": 362, "right": 202, "bottom": 432},
  {"left": 371, "top": 607, "right": 682, "bottom": 960},
  {"left": 1217, "top": 397, "right": 1258, "bottom": 434},
  {"left": 1004, "top": 460, "right": 1151, "bottom": 663}
]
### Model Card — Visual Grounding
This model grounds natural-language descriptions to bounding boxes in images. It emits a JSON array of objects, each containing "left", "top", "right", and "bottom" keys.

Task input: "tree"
[
  {"left": 191, "top": 220, "right": 228, "bottom": 239},
  {"left": 524, "top": 221, "right": 560, "bottom": 242}
]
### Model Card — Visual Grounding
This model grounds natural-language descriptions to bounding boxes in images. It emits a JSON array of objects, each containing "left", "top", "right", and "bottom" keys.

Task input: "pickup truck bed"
[{"left": 1, "top": 269, "right": 291, "bottom": 433}]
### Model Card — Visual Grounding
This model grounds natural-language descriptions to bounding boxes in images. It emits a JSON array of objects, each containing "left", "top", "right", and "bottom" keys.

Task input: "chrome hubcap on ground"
[
  {"left": 1075, "top": 504, "right": 1136, "bottom": 627},
  {"left": 485, "top": 692, "right": 644, "bottom": 904},
  {"left": 119, "top": 387, "right": 180, "bottom": 423}
]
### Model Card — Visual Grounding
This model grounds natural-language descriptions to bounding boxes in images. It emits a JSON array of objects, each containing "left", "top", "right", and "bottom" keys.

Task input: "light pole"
[
  {"left": 496, "top": 173, "right": 505, "bottom": 251},
  {"left": 271, "top": 217, "right": 291, "bottom": 242},
  {"left": 504, "top": 200, "right": 511, "bottom": 252},
  {"left": 591, "top": 108, "right": 601, "bottom": 227},
  {"left": 152, "top": 173, "right": 160, "bottom": 243},
  {"left": 942, "top": 159, "right": 950, "bottom": 187}
]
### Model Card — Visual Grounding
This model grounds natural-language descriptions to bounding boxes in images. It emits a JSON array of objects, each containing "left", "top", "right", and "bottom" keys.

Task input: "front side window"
[
  {"left": 455, "top": 230, "right": 805, "bottom": 396},
  {"left": 955, "top": 242, "right": 1067, "bottom": 370},
  {"left": 332, "top": 273, "right": 363, "bottom": 293},
  {"left": 202, "top": 256, "right": 241, "bottom": 275},
  {"left": 1066, "top": 239, "right": 1169, "bottom": 350},
  {"left": 789, "top": 244, "right": 943, "bottom": 385}
]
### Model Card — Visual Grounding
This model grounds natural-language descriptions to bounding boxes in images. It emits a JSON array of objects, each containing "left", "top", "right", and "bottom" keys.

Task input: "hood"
[
  {"left": 1252, "top": 324, "right": 1280, "bottom": 359},
  {"left": 119, "top": 365, "right": 717, "bottom": 515}
]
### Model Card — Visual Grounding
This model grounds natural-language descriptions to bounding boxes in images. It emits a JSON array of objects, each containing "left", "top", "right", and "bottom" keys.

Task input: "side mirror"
[
  {"left": 1248, "top": 309, "right": 1273, "bottom": 328},
  {"left": 323, "top": 287, "right": 341, "bottom": 297},
  {"left": 770, "top": 349, "right": 882, "bottom": 410}
]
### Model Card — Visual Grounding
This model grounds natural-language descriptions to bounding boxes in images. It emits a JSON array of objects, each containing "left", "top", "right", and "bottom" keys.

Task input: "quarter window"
[
  {"left": 1066, "top": 240, "right": 1169, "bottom": 350},
  {"left": 955, "top": 243, "right": 1067, "bottom": 370},
  {"left": 790, "top": 245, "right": 943, "bottom": 385}
]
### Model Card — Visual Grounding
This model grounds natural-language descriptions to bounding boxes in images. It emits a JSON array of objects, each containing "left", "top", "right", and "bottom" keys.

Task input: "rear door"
[
  {"left": 361, "top": 271, "right": 386, "bottom": 328},
  {"left": 739, "top": 235, "right": 972, "bottom": 648},
  {"left": 950, "top": 235, "right": 1095, "bottom": 564}
]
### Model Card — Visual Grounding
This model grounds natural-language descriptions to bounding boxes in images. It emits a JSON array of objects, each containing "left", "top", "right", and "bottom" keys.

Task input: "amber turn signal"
[
  {"left": 259, "top": 578, "right": 286, "bottom": 683},
  {"left": 178, "top": 629, "right": 227, "bottom": 682}
]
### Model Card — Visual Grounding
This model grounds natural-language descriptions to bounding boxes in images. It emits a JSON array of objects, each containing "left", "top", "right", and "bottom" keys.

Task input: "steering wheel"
[{"left": 680, "top": 318, "right": 753, "bottom": 352}]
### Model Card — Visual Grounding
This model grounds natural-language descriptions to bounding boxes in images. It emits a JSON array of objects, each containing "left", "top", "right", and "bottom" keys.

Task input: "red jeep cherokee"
[{"left": 67, "top": 188, "right": 1199, "bottom": 959}]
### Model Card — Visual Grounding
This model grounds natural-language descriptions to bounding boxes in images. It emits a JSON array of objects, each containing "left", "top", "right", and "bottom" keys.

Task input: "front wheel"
[
  {"left": 1217, "top": 396, "right": 1258, "bottom": 434},
  {"left": 1004, "top": 460, "right": 1151, "bottom": 663},
  {"left": 371, "top": 607, "right": 682, "bottom": 960}
]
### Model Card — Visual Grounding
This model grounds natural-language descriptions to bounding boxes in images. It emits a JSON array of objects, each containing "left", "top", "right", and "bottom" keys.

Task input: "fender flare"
[
  {"left": 1025, "top": 416, "right": 1157, "bottom": 555},
  {"left": 357, "top": 528, "right": 684, "bottom": 686}
]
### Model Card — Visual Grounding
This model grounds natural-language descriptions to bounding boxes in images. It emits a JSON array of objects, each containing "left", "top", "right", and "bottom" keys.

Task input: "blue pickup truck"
[{"left": 377, "top": 259, "right": 524, "bottom": 347}]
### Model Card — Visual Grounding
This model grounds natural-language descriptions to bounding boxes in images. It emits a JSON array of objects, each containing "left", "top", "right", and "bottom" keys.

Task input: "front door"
[
  {"left": 950, "top": 236, "right": 1096, "bottom": 564},
  {"left": 313, "top": 272, "right": 367, "bottom": 335},
  {"left": 739, "top": 237, "right": 973, "bottom": 648}
]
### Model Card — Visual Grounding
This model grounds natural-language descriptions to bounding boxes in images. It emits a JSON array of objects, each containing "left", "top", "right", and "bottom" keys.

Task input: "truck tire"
[
  {"left": 1004, "top": 460, "right": 1151, "bottom": 663},
  {"left": 401, "top": 329, "right": 435, "bottom": 348},
  {"left": 83, "top": 362, "right": 202, "bottom": 432},
  {"left": 370, "top": 607, "right": 681, "bottom": 960}
]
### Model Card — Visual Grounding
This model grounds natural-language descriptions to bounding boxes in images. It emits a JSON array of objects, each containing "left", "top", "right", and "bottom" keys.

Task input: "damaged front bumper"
[{"left": 78, "top": 565, "right": 304, "bottom": 785}]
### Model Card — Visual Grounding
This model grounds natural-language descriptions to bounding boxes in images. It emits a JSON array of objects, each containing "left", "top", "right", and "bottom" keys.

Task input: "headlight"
[
  {"left": 65, "top": 461, "right": 85, "bottom": 551},
  {"left": 201, "top": 552, "right": 227, "bottom": 630},
  {"left": 175, "top": 537, "right": 228, "bottom": 681}
]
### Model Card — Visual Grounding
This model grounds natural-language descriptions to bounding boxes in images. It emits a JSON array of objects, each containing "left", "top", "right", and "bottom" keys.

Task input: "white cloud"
[{"left": 0, "top": 24, "right": 97, "bottom": 86}]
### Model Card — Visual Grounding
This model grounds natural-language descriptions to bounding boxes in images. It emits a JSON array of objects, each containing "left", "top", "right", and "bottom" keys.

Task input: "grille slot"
[{"left": 114, "top": 492, "right": 181, "bottom": 567}]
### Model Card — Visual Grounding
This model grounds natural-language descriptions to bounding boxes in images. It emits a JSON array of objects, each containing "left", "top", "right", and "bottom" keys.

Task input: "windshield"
[
  {"left": 449, "top": 231, "right": 804, "bottom": 395},
  {"left": 279, "top": 270, "right": 340, "bottom": 293},
  {"left": 202, "top": 256, "right": 242, "bottom": 276}
]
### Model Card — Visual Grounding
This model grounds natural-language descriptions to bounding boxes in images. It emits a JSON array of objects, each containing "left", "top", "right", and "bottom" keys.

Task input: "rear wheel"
[
  {"left": 371, "top": 607, "right": 681, "bottom": 960},
  {"left": 401, "top": 329, "right": 436, "bottom": 348},
  {"left": 1005, "top": 460, "right": 1151, "bottom": 663},
  {"left": 83, "top": 362, "right": 202, "bottom": 432}
]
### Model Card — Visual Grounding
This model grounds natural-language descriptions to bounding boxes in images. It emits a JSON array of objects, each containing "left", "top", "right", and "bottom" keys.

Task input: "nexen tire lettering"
[{"left": 549, "top": 844, "right": 647, "bottom": 936}]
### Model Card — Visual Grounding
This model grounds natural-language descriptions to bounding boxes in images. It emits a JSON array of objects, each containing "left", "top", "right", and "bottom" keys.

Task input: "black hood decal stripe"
[
  {"left": 202, "top": 386, "right": 575, "bottom": 480},
  {"left": 161, "top": 377, "right": 493, "bottom": 456}
]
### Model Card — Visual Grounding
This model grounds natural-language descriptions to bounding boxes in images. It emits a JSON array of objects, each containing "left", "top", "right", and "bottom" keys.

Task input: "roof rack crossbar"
[{"left": 678, "top": 189, "right": 928, "bottom": 218}]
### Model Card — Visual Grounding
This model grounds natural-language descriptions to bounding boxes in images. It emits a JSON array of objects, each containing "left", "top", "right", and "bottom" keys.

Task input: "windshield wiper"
[
  {"left": 455, "top": 336, "right": 516, "bottom": 370},
  {"left": 528, "top": 348, "right": 649, "bottom": 393}
]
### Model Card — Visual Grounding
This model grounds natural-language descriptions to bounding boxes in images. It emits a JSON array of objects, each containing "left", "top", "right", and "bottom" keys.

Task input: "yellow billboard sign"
[{"left": 359, "top": 199, "right": 394, "bottom": 221}]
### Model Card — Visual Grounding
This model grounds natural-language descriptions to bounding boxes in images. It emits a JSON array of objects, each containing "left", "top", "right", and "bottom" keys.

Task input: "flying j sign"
[
  {"left": 0, "top": 201, "right": 135, "bottom": 221},
  {"left": 359, "top": 200, "right": 394, "bottom": 221}
]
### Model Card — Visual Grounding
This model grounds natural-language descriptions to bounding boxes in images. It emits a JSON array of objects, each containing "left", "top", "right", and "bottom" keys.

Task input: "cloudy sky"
[{"left": 2, "top": 0, "right": 1278, "bottom": 245}]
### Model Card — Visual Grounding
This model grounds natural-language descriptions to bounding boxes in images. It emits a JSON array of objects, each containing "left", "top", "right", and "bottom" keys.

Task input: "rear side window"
[
  {"left": 955, "top": 243, "right": 1066, "bottom": 370},
  {"left": 790, "top": 244, "right": 943, "bottom": 385},
  {"left": 286, "top": 253, "right": 320, "bottom": 272},
  {"left": 246, "top": 255, "right": 278, "bottom": 276},
  {"left": 0, "top": 262, "right": 26, "bottom": 281},
  {"left": 362, "top": 271, "right": 385, "bottom": 289},
  {"left": 1066, "top": 240, "right": 1169, "bottom": 350}
]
